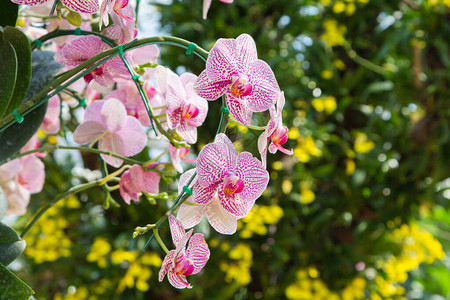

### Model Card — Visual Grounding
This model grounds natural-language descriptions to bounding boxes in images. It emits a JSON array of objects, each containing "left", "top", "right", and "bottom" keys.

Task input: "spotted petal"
[
  {"left": 206, "top": 38, "right": 240, "bottom": 82},
  {"left": 194, "top": 70, "right": 230, "bottom": 101},
  {"left": 196, "top": 141, "right": 230, "bottom": 187},
  {"left": 169, "top": 215, "right": 186, "bottom": 246},
  {"left": 217, "top": 185, "right": 255, "bottom": 218},
  {"left": 235, "top": 152, "right": 269, "bottom": 202},
  {"left": 246, "top": 59, "right": 279, "bottom": 112},
  {"left": 235, "top": 34, "right": 258, "bottom": 73},
  {"left": 158, "top": 250, "right": 175, "bottom": 282},
  {"left": 61, "top": 0, "right": 99, "bottom": 13},
  {"left": 186, "top": 233, "right": 210, "bottom": 274},
  {"left": 11, "top": 0, "right": 48, "bottom": 5},
  {"left": 225, "top": 92, "right": 253, "bottom": 126}
]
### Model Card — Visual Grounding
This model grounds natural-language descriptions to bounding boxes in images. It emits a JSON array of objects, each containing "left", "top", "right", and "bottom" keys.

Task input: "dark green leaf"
[
  {"left": 0, "top": 31, "right": 18, "bottom": 118},
  {"left": 3, "top": 26, "right": 32, "bottom": 116},
  {"left": 0, "top": 2, "right": 18, "bottom": 28},
  {"left": 0, "top": 222, "right": 26, "bottom": 266},
  {"left": 0, "top": 263, "right": 34, "bottom": 299}
]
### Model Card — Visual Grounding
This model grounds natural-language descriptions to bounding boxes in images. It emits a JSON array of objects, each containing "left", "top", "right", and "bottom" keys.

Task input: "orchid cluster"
[{"left": 1, "top": 0, "right": 293, "bottom": 291}]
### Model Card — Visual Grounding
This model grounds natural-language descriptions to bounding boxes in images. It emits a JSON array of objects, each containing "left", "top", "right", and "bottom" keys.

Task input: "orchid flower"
[
  {"left": 160, "top": 67, "right": 208, "bottom": 144},
  {"left": 257, "top": 92, "right": 293, "bottom": 168},
  {"left": 202, "top": 0, "right": 234, "bottom": 19},
  {"left": 194, "top": 34, "right": 280, "bottom": 126},
  {"left": 159, "top": 215, "right": 210, "bottom": 289},
  {"left": 73, "top": 98, "right": 147, "bottom": 167},
  {"left": 99, "top": 0, "right": 133, "bottom": 29},
  {"left": 119, "top": 164, "right": 160, "bottom": 204},
  {"left": 55, "top": 35, "right": 131, "bottom": 87},
  {"left": 41, "top": 96, "right": 61, "bottom": 134},
  {"left": 177, "top": 134, "right": 269, "bottom": 234},
  {"left": 11, "top": 0, "right": 99, "bottom": 14},
  {"left": 169, "top": 143, "right": 196, "bottom": 173},
  {"left": 101, "top": 4, "right": 136, "bottom": 43}
]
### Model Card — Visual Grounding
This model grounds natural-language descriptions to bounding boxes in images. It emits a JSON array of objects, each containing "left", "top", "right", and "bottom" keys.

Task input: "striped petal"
[
  {"left": 60, "top": 0, "right": 99, "bottom": 14},
  {"left": 206, "top": 38, "right": 240, "bottom": 82},
  {"left": 246, "top": 59, "right": 279, "bottom": 112},
  {"left": 205, "top": 197, "right": 238, "bottom": 234},
  {"left": 194, "top": 70, "right": 230, "bottom": 101},
  {"left": 186, "top": 233, "right": 210, "bottom": 274},
  {"left": 169, "top": 215, "right": 186, "bottom": 246},
  {"left": 235, "top": 34, "right": 258, "bottom": 73},
  {"left": 217, "top": 185, "right": 254, "bottom": 218},
  {"left": 235, "top": 152, "right": 269, "bottom": 202},
  {"left": 167, "top": 268, "right": 192, "bottom": 289},
  {"left": 196, "top": 142, "right": 229, "bottom": 187},
  {"left": 177, "top": 201, "right": 207, "bottom": 229},
  {"left": 158, "top": 250, "right": 175, "bottom": 282},
  {"left": 225, "top": 92, "right": 253, "bottom": 126}
]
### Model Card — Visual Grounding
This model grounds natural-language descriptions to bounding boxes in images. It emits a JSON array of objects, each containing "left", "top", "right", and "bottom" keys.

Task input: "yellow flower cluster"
[
  {"left": 85, "top": 238, "right": 162, "bottom": 293},
  {"left": 321, "top": 20, "right": 347, "bottom": 47},
  {"left": 320, "top": 0, "right": 370, "bottom": 15},
  {"left": 428, "top": 0, "right": 450, "bottom": 7},
  {"left": 293, "top": 136, "right": 322, "bottom": 163},
  {"left": 353, "top": 132, "right": 374, "bottom": 154},
  {"left": 285, "top": 267, "right": 340, "bottom": 300},
  {"left": 220, "top": 243, "right": 253, "bottom": 286},
  {"left": 238, "top": 204, "right": 284, "bottom": 238},
  {"left": 382, "top": 224, "right": 445, "bottom": 284},
  {"left": 312, "top": 96, "right": 338, "bottom": 115},
  {"left": 24, "top": 195, "right": 80, "bottom": 264}
]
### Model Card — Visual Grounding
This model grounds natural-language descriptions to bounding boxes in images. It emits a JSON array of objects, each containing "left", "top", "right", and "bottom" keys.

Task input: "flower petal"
[
  {"left": 167, "top": 268, "right": 192, "bottom": 289},
  {"left": 177, "top": 202, "right": 206, "bottom": 229},
  {"left": 246, "top": 60, "right": 279, "bottom": 112},
  {"left": 55, "top": 36, "right": 107, "bottom": 66},
  {"left": 225, "top": 93, "right": 253, "bottom": 126},
  {"left": 169, "top": 215, "right": 186, "bottom": 246},
  {"left": 11, "top": 0, "right": 48, "bottom": 5},
  {"left": 194, "top": 70, "right": 230, "bottom": 101},
  {"left": 193, "top": 181, "right": 217, "bottom": 204},
  {"left": 205, "top": 197, "right": 238, "bottom": 234},
  {"left": 196, "top": 142, "right": 229, "bottom": 187},
  {"left": 206, "top": 38, "right": 239, "bottom": 82},
  {"left": 113, "top": 116, "right": 148, "bottom": 156},
  {"left": 60, "top": 0, "right": 99, "bottom": 13},
  {"left": 73, "top": 121, "right": 105, "bottom": 145},
  {"left": 235, "top": 152, "right": 269, "bottom": 202},
  {"left": 217, "top": 188, "right": 254, "bottom": 218},
  {"left": 257, "top": 130, "right": 269, "bottom": 169},
  {"left": 177, "top": 122, "right": 197, "bottom": 144},
  {"left": 101, "top": 98, "right": 127, "bottom": 132},
  {"left": 159, "top": 250, "right": 175, "bottom": 282},
  {"left": 186, "top": 233, "right": 210, "bottom": 274},
  {"left": 18, "top": 155, "right": 45, "bottom": 194},
  {"left": 236, "top": 34, "right": 258, "bottom": 73}
]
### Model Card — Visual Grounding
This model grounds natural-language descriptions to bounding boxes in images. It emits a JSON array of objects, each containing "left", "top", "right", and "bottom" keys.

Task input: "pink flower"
[
  {"left": 159, "top": 215, "right": 210, "bottom": 289},
  {"left": 163, "top": 68, "right": 208, "bottom": 144},
  {"left": 177, "top": 134, "right": 269, "bottom": 234},
  {"left": 99, "top": 0, "right": 132, "bottom": 29},
  {"left": 101, "top": 4, "right": 136, "bottom": 43},
  {"left": 73, "top": 98, "right": 147, "bottom": 167},
  {"left": 202, "top": 0, "right": 233, "bottom": 19},
  {"left": 11, "top": 0, "right": 99, "bottom": 14},
  {"left": 55, "top": 36, "right": 130, "bottom": 87},
  {"left": 0, "top": 155, "right": 45, "bottom": 216},
  {"left": 41, "top": 96, "right": 61, "bottom": 134},
  {"left": 169, "top": 143, "right": 196, "bottom": 173},
  {"left": 258, "top": 92, "right": 293, "bottom": 167},
  {"left": 119, "top": 164, "right": 160, "bottom": 204},
  {"left": 194, "top": 34, "right": 279, "bottom": 126}
]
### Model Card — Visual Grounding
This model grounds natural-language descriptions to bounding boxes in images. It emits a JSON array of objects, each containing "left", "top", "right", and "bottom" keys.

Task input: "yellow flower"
[
  {"left": 282, "top": 179, "right": 293, "bottom": 194},
  {"left": 321, "top": 20, "right": 347, "bottom": 47},
  {"left": 312, "top": 96, "right": 337, "bottom": 115},
  {"left": 321, "top": 70, "right": 333, "bottom": 80},
  {"left": 301, "top": 188, "right": 315, "bottom": 204},
  {"left": 354, "top": 132, "right": 375, "bottom": 154},
  {"left": 288, "top": 127, "right": 300, "bottom": 140},
  {"left": 345, "top": 159, "right": 356, "bottom": 175}
]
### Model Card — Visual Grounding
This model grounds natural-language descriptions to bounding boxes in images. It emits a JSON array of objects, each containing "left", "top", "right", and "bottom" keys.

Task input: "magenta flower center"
[
  {"left": 84, "top": 66, "right": 104, "bottom": 83},
  {"left": 230, "top": 76, "right": 253, "bottom": 97},
  {"left": 182, "top": 103, "right": 200, "bottom": 120},
  {"left": 174, "top": 253, "right": 195, "bottom": 276},
  {"left": 223, "top": 174, "right": 245, "bottom": 196},
  {"left": 272, "top": 126, "right": 288, "bottom": 146}
]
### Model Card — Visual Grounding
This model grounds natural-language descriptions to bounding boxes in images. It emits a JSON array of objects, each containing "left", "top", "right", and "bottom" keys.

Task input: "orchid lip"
[
  {"left": 223, "top": 174, "right": 245, "bottom": 196},
  {"left": 182, "top": 103, "right": 200, "bottom": 119},
  {"left": 230, "top": 77, "right": 253, "bottom": 97}
]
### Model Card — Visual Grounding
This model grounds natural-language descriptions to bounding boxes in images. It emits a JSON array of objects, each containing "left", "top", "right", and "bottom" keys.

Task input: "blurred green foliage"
[{"left": 11, "top": 0, "right": 450, "bottom": 299}]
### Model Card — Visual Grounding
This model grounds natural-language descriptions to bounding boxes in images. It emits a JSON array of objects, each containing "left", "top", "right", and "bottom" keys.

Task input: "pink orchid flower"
[
  {"left": 194, "top": 34, "right": 280, "bottom": 126},
  {"left": 101, "top": 4, "right": 137, "bottom": 43},
  {"left": 73, "top": 98, "right": 147, "bottom": 167},
  {"left": 163, "top": 68, "right": 208, "bottom": 144},
  {"left": 11, "top": 0, "right": 99, "bottom": 14},
  {"left": 159, "top": 215, "right": 210, "bottom": 289},
  {"left": 41, "top": 95, "right": 61, "bottom": 134},
  {"left": 177, "top": 134, "right": 269, "bottom": 234},
  {"left": 202, "top": 0, "right": 234, "bottom": 19},
  {"left": 119, "top": 164, "right": 160, "bottom": 204},
  {"left": 55, "top": 35, "right": 130, "bottom": 87},
  {"left": 169, "top": 143, "right": 196, "bottom": 173},
  {"left": 0, "top": 155, "right": 45, "bottom": 216},
  {"left": 257, "top": 92, "right": 293, "bottom": 168},
  {"left": 99, "top": 0, "right": 133, "bottom": 29}
]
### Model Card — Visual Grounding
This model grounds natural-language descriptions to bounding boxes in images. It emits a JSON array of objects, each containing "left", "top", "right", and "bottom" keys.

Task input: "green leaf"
[
  {"left": 0, "top": 187, "right": 7, "bottom": 221},
  {"left": 0, "top": 2, "right": 19, "bottom": 28},
  {"left": 3, "top": 26, "right": 32, "bottom": 116},
  {"left": 0, "top": 31, "right": 18, "bottom": 118},
  {"left": 0, "top": 51, "right": 63, "bottom": 162},
  {"left": 0, "top": 263, "right": 34, "bottom": 299},
  {"left": 0, "top": 222, "right": 26, "bottom": 266}
]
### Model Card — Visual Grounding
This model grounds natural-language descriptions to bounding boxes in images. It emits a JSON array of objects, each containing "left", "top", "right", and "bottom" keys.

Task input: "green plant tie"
[
  {"left": 13, "top": 110, "right": 24, "bottom": 123},
  {"left": 182, "top": 186, "right": 193, "bottom": 195},
  {"left": 118, "top": 44, "right": 124, "bottom": 57},
  {"left": 132, "top": 74, "right": 140, "bottom": 81},
  {"left": 79, "top": 98, "right": 86, "bottom": 108},
  {"left": 74, "top": 27, "right": 82, "bottom": 35},
  {"left": 33, "top": 39, "right": 43, "bottom": 49},
  {"left": 186, "top": 42, "right": 197, "bottom": 55},
  {"left": 221, "top": 106, "right": 229, "bottom": 113}
]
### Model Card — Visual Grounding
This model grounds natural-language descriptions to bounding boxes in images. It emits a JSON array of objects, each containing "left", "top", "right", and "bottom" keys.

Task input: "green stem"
[
  {"left": 0, "top": 36, "right": 208, "bottom": 133},
  {"left": 344, "top": 42, "right": 386, "bottom": 75},
  {"left": 153, "top": 228, "right": 169, "bottom": 254},
  {"left": 0, "top": 145, "right": 144, "bottom": 166},
  {"left": 21, "top": 179, "right": 98, "bottom": 238},
  {"left": 143, "top": 150, "right": 169, "bottom": 166},
  {"left": 31, "top": 29, "right": 117, "bottom": 49}
]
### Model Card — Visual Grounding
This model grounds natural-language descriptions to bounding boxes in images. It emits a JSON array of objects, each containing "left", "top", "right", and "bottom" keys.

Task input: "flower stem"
[{"left": 153, "top": 228, "right": 169, "bottom": 254}]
